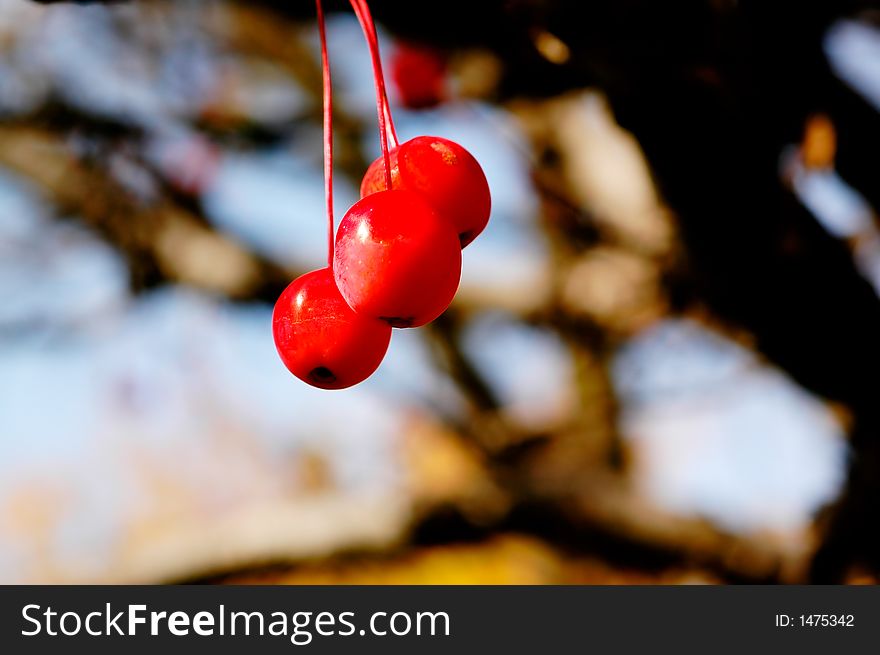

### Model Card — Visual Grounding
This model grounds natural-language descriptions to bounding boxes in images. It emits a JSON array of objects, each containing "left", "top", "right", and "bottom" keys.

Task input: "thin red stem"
[
  {"left": 316, "top": 0, "right": 334, "bottom": 267},
  {"left": 352, "top": 0, "right": 398, "bottom": 147},
  {"left": 349, "top": 0, "right": 396, "bottom": 187},
  {"left": 382, "top": 79, "right": 399, "bottom": 149}
]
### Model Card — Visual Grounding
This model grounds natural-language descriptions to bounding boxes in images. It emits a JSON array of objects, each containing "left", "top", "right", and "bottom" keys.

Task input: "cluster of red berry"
[{"left": 273, "top": 0, "right": 491, "bottom": 390}]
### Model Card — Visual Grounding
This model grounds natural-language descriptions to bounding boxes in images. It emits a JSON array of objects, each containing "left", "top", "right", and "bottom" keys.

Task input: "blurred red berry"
[
  {"left": 334, "top": 189, "right": 462, "bottom": 327},
  {"left": 391, "top": 41, "right": 447, "bottom": 110},
  {"left": 273, "top": 268, "right": 391, "bottom": 389}
]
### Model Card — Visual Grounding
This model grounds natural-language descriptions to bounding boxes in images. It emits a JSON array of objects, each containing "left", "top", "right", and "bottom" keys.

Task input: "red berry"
[
  {"left": 273, "top": 268, "right": 391, "bottom": 389},
  {"left": 360, "top": 146, "right": 400, "bottom": 198},
  {"left": 360, "top": 136, "right": 491, "bottom": 247},
  {"left": 391, "top": 42, "right": 447, "bottom": 110},
  {"left": 334, "top": 189, "right": 462, "bottom": 328}
]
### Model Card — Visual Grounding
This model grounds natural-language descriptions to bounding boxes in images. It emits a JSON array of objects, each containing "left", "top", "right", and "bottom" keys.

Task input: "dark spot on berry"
[
  {"left": 309, "top": 367, "right": 337, "bottom": 384},
  {"left": 381, "top": 316, "right": 415, "bottom": 328}
]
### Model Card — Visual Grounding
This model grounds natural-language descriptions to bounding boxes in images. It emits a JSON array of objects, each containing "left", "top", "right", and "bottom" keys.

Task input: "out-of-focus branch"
[
  {"left": 0, "top": 124, "right": 292, "bottom": 300},
  {"left": 517, "top": 466, "right": 805, "bottom": 583},
  {"left": 202, "top": 1, "right": 370, "bottom": 181}
]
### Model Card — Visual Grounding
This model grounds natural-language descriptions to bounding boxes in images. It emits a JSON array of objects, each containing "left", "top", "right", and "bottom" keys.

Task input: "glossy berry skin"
[
  {"left": 273, "top": 268, "right": 391, "bottom": 389},
  {"left": 391, "top": 42, "right": 447, "bottom": 110},
  {"left": 334, "top": 189, "right": 462, "bottom": 328},
  {"left": 360, "top": 146, "right": 400, "bottom": 197},
  {"left": 360, "top": 136, "right": 491, "bottom": 247}
]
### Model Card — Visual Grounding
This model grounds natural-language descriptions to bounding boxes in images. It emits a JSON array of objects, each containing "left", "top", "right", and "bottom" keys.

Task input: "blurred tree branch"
[{"left": 0, "top": 119, "right": 292, "bottom": 299}]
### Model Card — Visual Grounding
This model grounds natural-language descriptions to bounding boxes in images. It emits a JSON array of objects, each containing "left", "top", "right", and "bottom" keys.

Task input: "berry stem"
[
  {"left": 384, "top": 100, "right": 398, "bottom": 149},
  {"left": 349, "top": 0, "right": 397, "bottom": 187},
  {"left": 316, "top": 0, "right": 335, "bottom": 266},
  {"left": 351, "top": 0, "right": 398, "bottom": 148}
]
